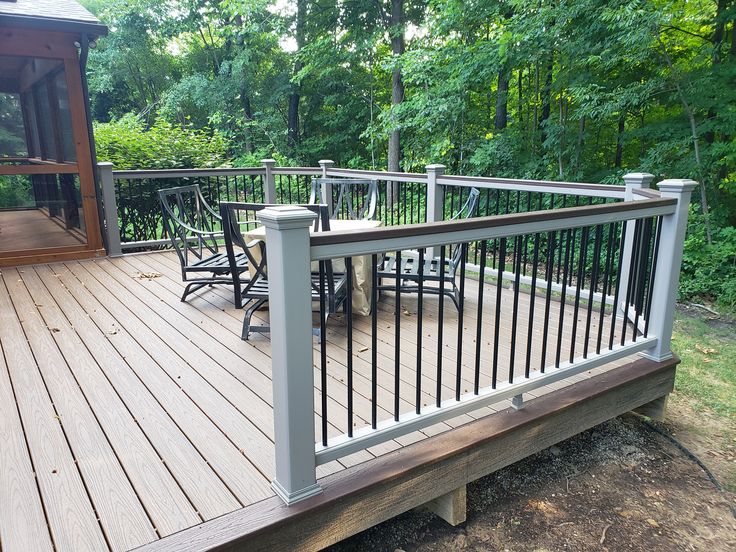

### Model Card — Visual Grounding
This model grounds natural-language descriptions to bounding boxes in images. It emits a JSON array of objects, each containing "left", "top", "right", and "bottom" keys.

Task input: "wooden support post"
[
  {"left": 98, "top": 162, "right": 122, "bottom": 257},
  {"left": 617, "top": 172, "right": 654, "bottom": 315},
  {"left": 633, "top": 395, "right": 669, "bottom": 421},
  {"left": 423, "top": 484, "right": 467, "bottom": 526},
  {"left": 259, "top": 205, "right": 322, "bottom": 505},
  {"left": 261, "top": 159, "right": 277, "bottom": 204},
  {"left": 640, "top": 179, "right": 696, "bottom": 362}
]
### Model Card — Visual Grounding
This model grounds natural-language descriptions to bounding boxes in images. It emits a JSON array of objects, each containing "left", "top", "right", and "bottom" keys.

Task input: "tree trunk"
[
  {"left": 494, "top": 69, "right": 509, "bottom": 130},
  {"left": 615, "top": 113, "right": 625, "bottom": 168},
  {"left": 387, "top": 0, "right": 405, "bottom": 204},
  {"left": 242, "top": 92, "right": 254, "bottom": 154},
  {"left": 287, "top": 0, "right": 306, "bottom": 151},
  {"left": 539, "top": 57, "right": 553, "bottom": 145},
  {"left": 705, "top": 0, "right": 728, "bottom": 145}
]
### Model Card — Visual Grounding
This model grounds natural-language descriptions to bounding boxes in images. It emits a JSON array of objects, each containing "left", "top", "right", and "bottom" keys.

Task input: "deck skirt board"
[{"left": 0, "top": 251, "right": 652, "bottom": 551}]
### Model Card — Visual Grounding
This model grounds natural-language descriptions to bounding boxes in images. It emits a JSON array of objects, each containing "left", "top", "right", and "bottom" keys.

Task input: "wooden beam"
[
  {"left": 0, "top": 27, "right": 78, "bottom": 59},
  {"left": 0, "top": 249, "right": 105, "bottom": 267},
  {"left": 133, "top": 356, "right": 678, "bottom": 552},
  {"left": 0, "top": 164, "right": 78, "bottom": 175},
  {"left": 633, "top": 395, "right": 669, "bottom": 421},
  {"left": 421, "top": 485, "right": 466, "bottom": 526}
]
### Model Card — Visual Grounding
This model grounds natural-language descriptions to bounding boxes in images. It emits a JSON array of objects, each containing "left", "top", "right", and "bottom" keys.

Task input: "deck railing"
[
  {"left": 258, "top": 177, "right": 694, "bottom": 505},
  {"left": 96, "top": 160, "right": 694, "bottom": 506}
]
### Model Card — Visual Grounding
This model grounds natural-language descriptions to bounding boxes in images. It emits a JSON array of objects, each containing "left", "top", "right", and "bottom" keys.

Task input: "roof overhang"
[{"left": 0, "top": 13, "right": 108, "bottom": 38}]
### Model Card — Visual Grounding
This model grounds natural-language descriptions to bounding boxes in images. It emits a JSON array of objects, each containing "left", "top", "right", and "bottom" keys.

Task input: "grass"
[{"left": 671, "top": 310, "right": 736, "bottom": 420}]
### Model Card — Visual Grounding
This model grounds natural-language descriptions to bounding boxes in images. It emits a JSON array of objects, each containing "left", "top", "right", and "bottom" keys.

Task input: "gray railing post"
[
  {"left": 640, "top": 179, "right": 696, "bottom": 362},
  {"left": 318, "top": 159, "right": 335, "bottom": 210},
  {"left": 259, "top": 205, "right": 322, "bottom": 505},
  {"left": 617, "top": 172, "right": 654, "bottom": 313},
  {"left": 98, "top": 162, "right": 122, "bottom": 257},
  {"left": 261, "top": 158, "right": 277, "bottom": 203},
  {"left": 426, "top": 164, "right": 446, "bottom": 259}
]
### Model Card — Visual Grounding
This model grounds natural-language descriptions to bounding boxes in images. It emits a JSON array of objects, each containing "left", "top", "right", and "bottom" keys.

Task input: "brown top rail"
[
  {"left": 311, "top": 197, "right": 676, "bottom": 249},
  {"left": 0, "top": 163, "right": 78, "bottom": 175},
  {"left": 112, "top": 167, "right": 266, "bottom": 179}
]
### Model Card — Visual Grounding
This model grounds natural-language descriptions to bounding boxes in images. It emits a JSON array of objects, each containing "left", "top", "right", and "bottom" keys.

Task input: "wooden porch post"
[
  {"left": 259, "top": 205, "right": 322, "bottom": 505},
  {"left": 640, "top": 179, "right": 696, "bottom": 362},
  {"left": 617, "top": 172, "right": 654, "bottom": 313},
  {"left": 261, "top": 158, "right": 277, "bottom": 203}
]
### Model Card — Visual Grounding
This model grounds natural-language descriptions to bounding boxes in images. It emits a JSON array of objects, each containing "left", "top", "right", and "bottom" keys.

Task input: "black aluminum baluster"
[
  {"left": 540, "top": 231, "right": 557, "bottom": 373},
  {"left": 584, "top": 225, "right": 603, "bottom": 358},
  {"left": 525, "top": 232, "right": 541, "bottom": 378},
  {"left": 416, "top": 248, "right": 425, "bottom": 414},
  {"left": 597, "top": 222, "right": 616, "bottom": 354},
  {"left": 394, "top": 250, "right": 401, "bottom": 421},
  {"left": 492, "top": 238, "right": 506, "bottom": 388},
  {"left": 346, "top": 256, "right": 354, "bottom": 436},
  {"left": 319, "top": 261, "right": 328, "bottom": 447},
  {"left": 621, "top": 219, "right": 642, "bottom": 345},
  {"left": 436, "top": 245, "right": 446, "bottom": 406},
  {"left": 555, "top": 228, "right": 574, "bottom": 368},
  {"left": 570, "top": 226, "right": 589, "bottom": 363},
  {"left": 474, "top": 240, "right": 488, "bottom": 394},
  {"left": 608, "top": 221, "right": 627, "bottom": 349},
  {"left": 371, "top": 254, "right": 378, "bottom": 428},
  {"left": 509, "top": 235, "right": 523, "bottom": 383},
  {"left": 455, "top": 243, "right": 467, "bottom": 400}
]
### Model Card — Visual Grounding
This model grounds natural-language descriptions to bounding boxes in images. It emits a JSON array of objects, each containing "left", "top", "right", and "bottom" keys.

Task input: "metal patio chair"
[
  {"left": 220, "top": 201, "right": 349, "bottom": 339},
  {"left": 376, "top": 187, "right": 481, "bottom": 310},
  {"left": 309, "top": 177, "right": 379, "bottom": 220},
  {"left": 159, "top": 184, "right": 249, "bottom": 304}
]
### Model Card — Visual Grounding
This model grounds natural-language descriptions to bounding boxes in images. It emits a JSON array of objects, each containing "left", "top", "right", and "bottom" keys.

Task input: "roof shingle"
[{"left": 0, "top": 0, "right": 107, "bottom": 36}]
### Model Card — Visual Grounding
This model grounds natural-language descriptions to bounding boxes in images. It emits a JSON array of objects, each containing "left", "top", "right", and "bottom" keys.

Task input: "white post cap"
[
  {"left": 657, "top": 179, "right": 698, "bottom": 193},
  {"left": 258, "top": 205, "right": 317, "bottom": 230}
]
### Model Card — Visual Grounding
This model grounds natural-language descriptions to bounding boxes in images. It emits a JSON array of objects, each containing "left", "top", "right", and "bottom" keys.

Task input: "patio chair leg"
[
  {"left": 181, "top": 282, "right": 207, "bottom": 302},
  {"left": 242, "top": 298, "right": 268, "bottom": 340}
]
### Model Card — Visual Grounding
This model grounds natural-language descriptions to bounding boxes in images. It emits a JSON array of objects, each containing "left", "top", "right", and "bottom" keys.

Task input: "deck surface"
[
  {"left": 0, "top": 251, "right": 635, "bottom": 551},
  {"left": 0, "top": 209, "right": 85, "bottom": 252}
]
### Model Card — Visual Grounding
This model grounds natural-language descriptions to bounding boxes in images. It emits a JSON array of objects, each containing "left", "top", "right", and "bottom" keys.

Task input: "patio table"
[{"left": 243, "top": 218, "right": 382, "bottom": 316}]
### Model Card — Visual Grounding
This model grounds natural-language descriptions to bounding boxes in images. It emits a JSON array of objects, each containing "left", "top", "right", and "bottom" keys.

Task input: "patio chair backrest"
[
  {"left": 309, "top": 177, "right": 378, "bottom": 220},
  {"left": 448, "top": 187, "right": 481, "bottom": 270},
  {"left": 220, "top": 202, "right": 337, "bottom": 304},
  {"left": 158, "top": 184, "right": 221, "bottom": 268}
]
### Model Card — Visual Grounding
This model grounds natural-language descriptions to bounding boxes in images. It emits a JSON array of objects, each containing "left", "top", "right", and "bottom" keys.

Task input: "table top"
[{"left": 244, "top": 218, "right": 381, "bottom": 240}]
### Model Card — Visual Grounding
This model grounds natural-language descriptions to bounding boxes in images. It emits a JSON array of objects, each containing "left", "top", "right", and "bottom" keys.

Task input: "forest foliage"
[{"left": 82, "top": 0, "right": 736, "bottom": 309}]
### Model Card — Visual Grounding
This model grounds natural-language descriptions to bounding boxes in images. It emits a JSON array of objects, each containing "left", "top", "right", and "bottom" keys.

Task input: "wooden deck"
[
  {"left": 0, "top": 251, "right": 641, "bottom": 552},
  {"left": 0, "top": 208, "right": 86, "bottom": 252}
]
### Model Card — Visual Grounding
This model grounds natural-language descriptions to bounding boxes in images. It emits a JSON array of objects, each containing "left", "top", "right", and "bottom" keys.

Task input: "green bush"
[
  {"left": 680, "top": 210, "right": 736, "bottom": 311},
  {"left": 94, "top": 114, "right": 230, "bottom": 170}
]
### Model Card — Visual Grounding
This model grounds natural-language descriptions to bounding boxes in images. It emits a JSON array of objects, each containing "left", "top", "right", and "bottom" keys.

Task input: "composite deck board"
[
  {"left": 0, "top": 251, "right": 641, "bottom": 551},
  {"left": 60, "top": 262, "right": 274, "bottom": 504},
  {"left": 23, "top": 266, "right": 208, "bottom": 532},
  {"left": 33, "top": 264, "right": 243, "bottom": 520},
  {"left": 0, "top": 272, "right": 109, "bottom": 552},
  {"left": 0, "top": 341, "right": 54, "bottom": 552},
  {"left": 3, "top": 268, "right": 158, "bottom": 551}
]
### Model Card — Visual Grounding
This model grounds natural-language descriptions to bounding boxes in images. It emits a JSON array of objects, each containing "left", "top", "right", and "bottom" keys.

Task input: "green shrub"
[
  {"left": 94, "top": 114, "right": 230, "bottom": 170},
  {"left": 680, "top": 210, "right": 736, "bottom": 311}
]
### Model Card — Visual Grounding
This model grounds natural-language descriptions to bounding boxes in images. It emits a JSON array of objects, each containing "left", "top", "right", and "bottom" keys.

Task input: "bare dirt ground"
[{"left": 328, "top": 411, "right": 736, "bottom": 551}]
